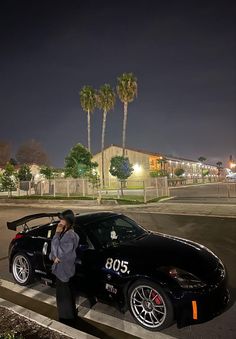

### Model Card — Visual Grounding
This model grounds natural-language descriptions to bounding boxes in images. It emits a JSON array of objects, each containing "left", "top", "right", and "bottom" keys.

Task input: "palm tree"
[
  {"left": 198, "top": 156, "right": 206, "bottom": 161},
  {"left": 80, "top": 86, "right": 97, "bottom": 152},
  {"left": 117, "top": 73, "right": 137, "bottom": 157},
  {"left": 97, "top": 84, "right": 116, "bottom": 187}
]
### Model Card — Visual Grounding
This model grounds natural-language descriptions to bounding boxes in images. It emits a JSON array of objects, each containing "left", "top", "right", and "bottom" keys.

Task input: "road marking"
[
  {"left": 0, "top": 278, "right": 176, "bottom": 339},
  {"left": 0, "top": 278, "right": 86, "bottom": 307}
]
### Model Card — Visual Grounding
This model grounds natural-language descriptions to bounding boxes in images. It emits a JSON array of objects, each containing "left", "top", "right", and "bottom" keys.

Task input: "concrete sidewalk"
[
  {"left": 131, "top": 202, "right": 236, "bottom": 218},
  {"left": 0, "top": 198, "right": 235, "bottom": 218}
]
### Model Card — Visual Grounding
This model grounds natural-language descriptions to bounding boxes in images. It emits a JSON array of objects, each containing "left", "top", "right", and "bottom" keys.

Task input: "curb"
[
  {"left": 0, "top": 201, "right": 236, "bottom": 219},
  {"left": 168, "top": 182, "right": 220, "bottom": 189},
  {"left": 0, "top": 279, "right": 177, "bottom": 339},
  {"left": 0, "top": 297, "right": 96, "bottom": 339}
]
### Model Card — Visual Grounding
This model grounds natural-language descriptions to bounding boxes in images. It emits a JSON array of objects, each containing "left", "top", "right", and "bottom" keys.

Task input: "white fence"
[{"left": 11, "top": 177, "right": 169, "bottom": 203}]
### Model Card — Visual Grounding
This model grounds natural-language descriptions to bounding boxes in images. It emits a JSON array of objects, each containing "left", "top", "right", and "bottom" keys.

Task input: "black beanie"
[{"left": 58, "top": 209, "right": 75, "bottom": 226}]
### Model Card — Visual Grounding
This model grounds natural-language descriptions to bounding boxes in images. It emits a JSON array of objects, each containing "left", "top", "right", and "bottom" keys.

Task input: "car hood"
[{"left": 120, "top": 232, "right": 222, "bottom": 283}]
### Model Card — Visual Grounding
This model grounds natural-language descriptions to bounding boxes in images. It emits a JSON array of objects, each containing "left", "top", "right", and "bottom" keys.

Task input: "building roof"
[{"left": 94, "top": 144, "right": 217, "bottom": 166}]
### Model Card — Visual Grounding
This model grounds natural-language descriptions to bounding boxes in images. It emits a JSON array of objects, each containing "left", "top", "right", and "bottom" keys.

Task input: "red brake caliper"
[{"left": 151, "top": 291, "right": 162, "bottom": 305}]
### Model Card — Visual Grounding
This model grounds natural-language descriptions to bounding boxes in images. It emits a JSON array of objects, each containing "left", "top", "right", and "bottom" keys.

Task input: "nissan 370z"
[{"left": 7, "top": 212, "right": 230, "bottom": 331}]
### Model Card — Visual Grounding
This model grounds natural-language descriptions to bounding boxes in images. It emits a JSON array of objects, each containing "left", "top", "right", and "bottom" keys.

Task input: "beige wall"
[
  {"left": 93, "top": 146, "right": 219, "bottom": 185},
  {"left": 93, "top": 146, "right": 150, "bottom": 185}
]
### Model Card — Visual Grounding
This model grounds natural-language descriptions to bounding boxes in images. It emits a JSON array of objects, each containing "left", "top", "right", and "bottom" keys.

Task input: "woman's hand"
[
  {"left": 54, "top": 257, "right": 61, "bottom": 264},
  {"left": 56, "top": 221, "right": 66, "bottom": 233}
]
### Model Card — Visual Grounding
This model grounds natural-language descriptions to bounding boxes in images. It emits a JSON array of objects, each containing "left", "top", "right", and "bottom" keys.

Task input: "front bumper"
[{"left": 174, "top": 279, "right": 230, "bottom": 328}]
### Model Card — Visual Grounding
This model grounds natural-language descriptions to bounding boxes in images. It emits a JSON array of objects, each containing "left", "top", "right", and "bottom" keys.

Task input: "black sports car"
[{"left": 7, "top": 212, "right": 229, "bottom": 331}]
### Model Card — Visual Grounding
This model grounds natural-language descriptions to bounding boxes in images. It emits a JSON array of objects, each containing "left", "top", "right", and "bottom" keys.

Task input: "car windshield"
[{"left": 86, "top": 215, "right": 147, "bottom": 249}]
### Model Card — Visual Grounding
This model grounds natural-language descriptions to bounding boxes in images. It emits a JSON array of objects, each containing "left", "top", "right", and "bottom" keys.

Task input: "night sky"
[{"left": 0, "top": 0, "right": 235, "bottom": 167}]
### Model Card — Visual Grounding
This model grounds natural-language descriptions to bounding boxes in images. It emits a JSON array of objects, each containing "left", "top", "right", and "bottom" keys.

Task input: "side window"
[
  {"left": 48, "top": 224, "right": 57, "bottom": 238},
  {"left": 36, "top": 223, "right": 58, "bottom": 239},
  {"left": 36, "top": 226, "right": 52, "bottom": 239},
  {"left": 84, "top": 217, "right": 145, "bottom": 249},
  {"left": 115, "top": 217, "right": 134, "bottom": 229},
  {"left": 74, "top": 225, "right": 94, "bottom": 249},
  {"left": 113, "top": 217, "right": 139, "bottom": 240},
  {"left": 86, "top": 219, "right": 117, "bottom": 249},
  {"left": 74, "top": 226, "right": 87, "bottom": 244}
]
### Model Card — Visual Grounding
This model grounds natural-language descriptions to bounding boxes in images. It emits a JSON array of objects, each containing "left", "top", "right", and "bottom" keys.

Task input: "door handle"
[{"left": 42, "top": 242, "right": 48, "bottom": 255}]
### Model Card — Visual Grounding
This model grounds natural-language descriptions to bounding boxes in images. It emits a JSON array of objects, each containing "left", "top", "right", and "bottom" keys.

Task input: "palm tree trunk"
[
  {"left": 122, "top": 102, "right": 128, "bottom": 157},
  {"left": 87, "top": 109, "right": 91, "bottom": 151},
  {"left": 101, "top": 110, "right": 107, "bottom": 188}
]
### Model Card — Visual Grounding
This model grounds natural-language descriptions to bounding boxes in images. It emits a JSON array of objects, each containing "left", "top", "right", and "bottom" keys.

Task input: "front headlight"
[{"left": 169, "top": 268, "right": 206, "bottom": 289}]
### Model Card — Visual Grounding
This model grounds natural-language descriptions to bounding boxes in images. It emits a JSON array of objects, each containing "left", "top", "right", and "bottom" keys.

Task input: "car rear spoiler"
[{"left": 7, "top": 213, "right": 60, "bottom": 231}]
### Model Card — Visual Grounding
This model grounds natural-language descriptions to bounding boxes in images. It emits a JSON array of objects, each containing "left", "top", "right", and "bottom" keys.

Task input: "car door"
[
  {"left": 32, "top": 224, "right": 55, "bottom": 278},
  {"left": 76, "top": 220, "right": 127, "bottom": 301}
]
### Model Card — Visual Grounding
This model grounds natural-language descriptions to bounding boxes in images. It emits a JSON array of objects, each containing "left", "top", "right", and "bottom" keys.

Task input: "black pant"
[{"left": 56, "top": 277, "right": 76, "bottom": 326}]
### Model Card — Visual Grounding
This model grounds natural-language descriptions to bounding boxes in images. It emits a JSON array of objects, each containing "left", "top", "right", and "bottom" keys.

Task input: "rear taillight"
[{"left": 14, "top": 234, "right": 24, "bottom": 240}]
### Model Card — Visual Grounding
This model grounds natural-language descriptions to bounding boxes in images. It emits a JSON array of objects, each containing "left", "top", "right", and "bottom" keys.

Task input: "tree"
[
  {"left": 9, "top": 158, "right": 18, "bottom": 166},
  {"left": 198, "top": 156, "right": 206, "bottom": 163},
  {"left": 17, "top": 164, "right": 33, "bottom": 193},
  {"left": 150, "top": 169, "right": 168, "bottom": 177},
  {"left": 18, "top": 164, "right": 32, "bottom": 181},
  {"left": 80, "top": 86, "right": 97, "bottom": 152},
  {"left": 1, "top": 163, "right": 17, "bottom": 196},
  {"left": 40, "top": 166, "right": 54, "bottom": 180},
  {"left": 16, "top": 139, "right": 49, "bottom": 165},
  {"left": 116, "top": 73, "right": 137, "bottom": 156},
  {"left": 198, "top": 156, "right": 207, "bottom": 178},
  {"left": 202, "top": 169, "right": 209, "bottom": 177},
  {"left": 39, "top": 166, "right": 55, "bottom": 195},
  {"left": 97, "top": 84, "right": 116, "bottom": 187},
  {"left": 0, "top": 141, "right": 11, "bottom": 167},
  {"left": 174, "top": 168, "right": 185, "bottom": 177},
  {"left": 65, "top": 143, "right": 97, "bottom": 178},
  {"left": 109, "top": 156, "right": 134, "bottom": 195},
  {"left": 87, "top": 170, "right": 100, "bottom": 191}
]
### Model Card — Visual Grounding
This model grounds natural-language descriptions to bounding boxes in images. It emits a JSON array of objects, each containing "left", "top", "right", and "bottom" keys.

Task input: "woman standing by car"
[{"left": 49, "top": 209, "right": 79, "bottom": 326}]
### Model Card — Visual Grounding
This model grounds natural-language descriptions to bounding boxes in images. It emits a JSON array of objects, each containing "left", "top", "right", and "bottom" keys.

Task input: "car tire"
[
  {"left": 12, "top": 253, "right": 34, "bottom": 286},
  {"left": 128, "top": 279, "right": 174, "bottom": 331}
]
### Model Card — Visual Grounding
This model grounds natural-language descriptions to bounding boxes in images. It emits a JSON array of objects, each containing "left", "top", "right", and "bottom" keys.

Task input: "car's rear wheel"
[
  {"left": 12, "top": 253, "right": 34, "bottom": 285},
  {"left": 128, "top": 280, "right": 174, "bottom": 331}
]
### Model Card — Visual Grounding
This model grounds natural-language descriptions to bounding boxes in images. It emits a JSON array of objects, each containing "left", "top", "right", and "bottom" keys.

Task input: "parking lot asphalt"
[{"left": 0, "top": 205, "right": 235, "bottom": 339}]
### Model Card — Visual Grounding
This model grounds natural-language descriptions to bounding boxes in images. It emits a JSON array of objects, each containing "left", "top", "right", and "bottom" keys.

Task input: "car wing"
[{"left": 7, "top": 213, "right": 60, "bottom": 231}]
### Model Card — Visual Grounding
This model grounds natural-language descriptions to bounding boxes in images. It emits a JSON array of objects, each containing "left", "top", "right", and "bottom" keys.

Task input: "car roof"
[{"left": 75, "top": 211, "right": 120, "bottom": 226}]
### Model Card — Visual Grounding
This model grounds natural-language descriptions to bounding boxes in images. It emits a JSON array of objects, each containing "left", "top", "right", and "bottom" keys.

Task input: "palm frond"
[
  {"left": 80, "top": 85, "right": 97, "bottom": 113},
  {"left": 116, "top": 73, "right": 138, "bottom": 103},
  {"left": 97, "top": 84, "right": 116, "bottom": 112}
]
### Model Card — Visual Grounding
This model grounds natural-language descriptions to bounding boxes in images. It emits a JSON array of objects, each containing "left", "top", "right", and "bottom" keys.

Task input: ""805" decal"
[{"left": 105, "top": 258, "right": 130, "bottom": 274}]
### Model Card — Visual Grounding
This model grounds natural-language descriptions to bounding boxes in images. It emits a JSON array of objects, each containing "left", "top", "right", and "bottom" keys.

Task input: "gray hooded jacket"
[{"left": 49, "top": 229, "right": 79, "bottom": 282}]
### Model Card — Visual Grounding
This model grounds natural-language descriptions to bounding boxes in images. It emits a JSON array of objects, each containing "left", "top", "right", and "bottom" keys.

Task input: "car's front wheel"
[
  {"left": 128, "top": 279, "right": 174, "bottom": 331},
  {"left": 12, "top": 253, "right": 34, "bottom": 286}
]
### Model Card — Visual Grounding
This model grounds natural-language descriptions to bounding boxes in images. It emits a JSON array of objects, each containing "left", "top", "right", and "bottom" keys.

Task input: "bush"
[
  {"left": 0, "top": 332, "right": 23, "bottom": 339},
  {"left": 150, "top": 170, "right": 168, "bottom": 177},
  {"left": 174, "top": 168, "right": 185, "bottom": 177}
]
